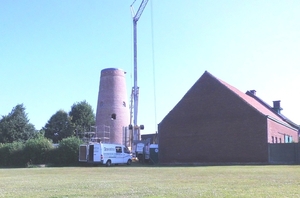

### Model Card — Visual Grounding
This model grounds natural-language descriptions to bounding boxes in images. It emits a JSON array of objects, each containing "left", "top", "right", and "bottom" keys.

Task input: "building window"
[
  {"left": 284, "top": 135, "right": 292, "bottom": 143},
  {"left": 286, "top": 136, "right": 293, "bottom": 143}
]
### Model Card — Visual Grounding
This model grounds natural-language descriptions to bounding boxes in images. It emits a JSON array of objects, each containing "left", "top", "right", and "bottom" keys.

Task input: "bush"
[
  {"left": 0, "top": 142, "right": 25, "bottom": 167},
  {"left": 54, "top": 137, "right": 83, "bottom": 166},
  {"left": 0, "top": 136, "right": 83, "bottom": 167},
  {"left": 24, "top": 136, "right": 53, "bottom": 165}
]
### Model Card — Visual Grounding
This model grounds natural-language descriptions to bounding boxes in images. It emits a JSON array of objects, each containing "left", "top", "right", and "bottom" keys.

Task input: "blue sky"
[{"left": 1, "top": 1, "right": 300, "bottom": 134}]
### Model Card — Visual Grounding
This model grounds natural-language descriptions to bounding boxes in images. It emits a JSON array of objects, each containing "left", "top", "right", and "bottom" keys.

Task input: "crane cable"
[
  {"left": 150, "top": 0, "right": 157, "bottom": 133},
  {"left": 130, "top": 0, "right": 137, "bottom": 7}
]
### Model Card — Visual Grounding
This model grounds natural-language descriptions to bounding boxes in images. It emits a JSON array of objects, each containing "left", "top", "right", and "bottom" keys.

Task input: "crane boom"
[
  {"left": 130, "top": 0, "right": 149, "bottom": 145},
  {"left": 132, "top": 0, "right": 149, "bottom": 22}
]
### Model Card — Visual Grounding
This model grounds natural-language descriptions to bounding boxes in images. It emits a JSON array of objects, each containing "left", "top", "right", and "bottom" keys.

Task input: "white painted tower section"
[{"left": 95, "top": 68, "right": 129, "bottom": 145}]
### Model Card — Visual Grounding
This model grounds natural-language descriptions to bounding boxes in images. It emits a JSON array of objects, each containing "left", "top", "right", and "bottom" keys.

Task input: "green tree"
[
  {"left": 69, "top": 101, "right": 95, "bottom": 135},
  {"left": 55, "top": 136, "right": 83, "bottom": 166},
  {"left": 0, "top": 104, "right": 36, "bottom": 143},
  {"left": 43, "top": 110, "right": 74, "bottom": 143},
  {"left": 0, "top": 141, "right": 25, "bottom": 167},
  {"left": 24, "top": 136, "right": 53, "bottom": 164}
]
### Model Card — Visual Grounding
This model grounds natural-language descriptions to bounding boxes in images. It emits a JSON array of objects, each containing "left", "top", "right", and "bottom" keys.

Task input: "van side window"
[
  {"left": 124, "top": 147, "right": 130, "bottom": 154},
  {"left": 116, "top": 146, "right": 122, "bottom": 153}
]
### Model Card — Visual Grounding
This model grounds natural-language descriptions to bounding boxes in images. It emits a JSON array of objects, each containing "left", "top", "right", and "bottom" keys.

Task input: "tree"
[
  {"left": 0, "top": 104, "right": 36, "bottom": 143},
  {"left": 43, "top": 110, "right": 74, "bottom": 143},
  {"left": 24, "top": 135, "right": 53, "bottom": 165},
  {"left": 69, "top": 101, "right": 95, "bottom": 135},
  {"left": 55, "top": 136, "right": 83, "bottom": 166}
]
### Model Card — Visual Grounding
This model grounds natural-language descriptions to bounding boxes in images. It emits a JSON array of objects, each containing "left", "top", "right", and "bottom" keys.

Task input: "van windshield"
[{"left": 124, "top": 147, "right": 130, "bottom": 154}]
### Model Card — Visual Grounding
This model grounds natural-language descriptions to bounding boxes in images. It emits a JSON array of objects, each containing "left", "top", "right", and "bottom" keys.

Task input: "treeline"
[
  {"left": 0, "top": 100, "right": 95, "bottom": 167},
  {"left": 0, "top": 101, "right": 95, "bottom": 144}
]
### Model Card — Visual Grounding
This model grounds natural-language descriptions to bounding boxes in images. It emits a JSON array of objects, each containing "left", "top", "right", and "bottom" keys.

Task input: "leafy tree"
[
  {"left": 54, "top": 136, "right": 83, "bottom": 166},
  {"left": 0, "top": 104, "right": 36, "bottom": 143},
  {"left": 0, "top": 141, "right": 25, "bottom": 167},
  {"left": 24, "top": 136, "right": 53, "bottom": 164},
  {"left": 43, "top": 110, "right": 74, "bottom": 143},
  {"left": 69, "top": 101, "right": 95, "bottom": 135}
]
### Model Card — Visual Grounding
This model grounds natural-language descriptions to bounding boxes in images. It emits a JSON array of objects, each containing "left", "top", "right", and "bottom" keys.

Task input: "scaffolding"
[{"left": 99, "top": 125, "right": 110, "bottom": 143}]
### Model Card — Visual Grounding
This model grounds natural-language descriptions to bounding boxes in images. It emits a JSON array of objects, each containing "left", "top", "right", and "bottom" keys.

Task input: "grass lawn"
[{"left": 0, "top": 164, "right": 299, "bottom": 198}]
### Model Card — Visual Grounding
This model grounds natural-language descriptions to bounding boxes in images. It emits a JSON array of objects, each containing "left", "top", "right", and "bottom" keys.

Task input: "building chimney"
[
  {"left": 249, "top": 90, "right": 256, "bottom": 95},
  {"left": 273, "top": 100, "right": 283, "bottom": 114}
]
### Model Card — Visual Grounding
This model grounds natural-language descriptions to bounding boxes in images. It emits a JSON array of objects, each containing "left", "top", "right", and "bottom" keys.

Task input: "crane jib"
[{"left": 132, "top": 0, "right": 149, "bottom": 22}]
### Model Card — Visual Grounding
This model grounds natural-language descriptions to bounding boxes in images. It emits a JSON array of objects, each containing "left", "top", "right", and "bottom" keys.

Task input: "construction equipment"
[{"left": 130, "top": 0, "right": 149, "bottom": 144}]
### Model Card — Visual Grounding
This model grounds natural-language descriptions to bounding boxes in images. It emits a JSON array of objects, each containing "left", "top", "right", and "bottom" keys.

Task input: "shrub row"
[{"left": 0, "top": 136, "right": 83, "bottom": 167}]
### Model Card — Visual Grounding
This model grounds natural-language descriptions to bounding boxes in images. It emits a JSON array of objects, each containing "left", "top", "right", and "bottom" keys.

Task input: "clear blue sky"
[{"left": 1, "top": 1, "right": 299, "bottom": 134}]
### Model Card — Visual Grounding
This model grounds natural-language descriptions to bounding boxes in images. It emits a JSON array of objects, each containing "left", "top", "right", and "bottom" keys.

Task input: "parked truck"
[{"left": 79, "top": 143, "right": 132, "bottom": 166}]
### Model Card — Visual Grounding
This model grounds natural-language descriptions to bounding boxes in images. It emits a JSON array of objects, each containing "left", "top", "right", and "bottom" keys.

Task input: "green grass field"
[{"left": 0, "top": 164, "right": 299, "bottom": 198}]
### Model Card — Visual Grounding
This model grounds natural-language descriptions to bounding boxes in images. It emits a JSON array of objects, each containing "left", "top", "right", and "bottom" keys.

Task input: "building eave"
[{"left": 266, "top": 115, "right": 298, "bottom": 131}]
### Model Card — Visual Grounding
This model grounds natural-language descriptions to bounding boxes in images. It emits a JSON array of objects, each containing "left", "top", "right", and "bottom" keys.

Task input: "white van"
[{"left": 79, "top": 143, "right": 132, "bottom": 166}]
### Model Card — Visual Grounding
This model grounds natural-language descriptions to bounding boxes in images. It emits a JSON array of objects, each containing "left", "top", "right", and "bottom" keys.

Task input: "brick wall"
[
  {"left": 267, "top": 118, "right": 298, "bottom": 144},
  {"left": 158, "top": 73, "right": 269, "bottom": 164}
]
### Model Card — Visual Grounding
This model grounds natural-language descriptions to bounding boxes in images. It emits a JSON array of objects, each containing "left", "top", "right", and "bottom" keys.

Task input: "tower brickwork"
[{"left": 95, "top": 68, "right": 129, "bottom": 144}]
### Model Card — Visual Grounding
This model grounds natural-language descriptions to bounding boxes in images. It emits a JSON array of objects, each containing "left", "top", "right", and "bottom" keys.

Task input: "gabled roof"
[
  {"left": 206, "top": 71, "right": 298, "bottom": 130},
  {"left": 246, "top": 91, "right": 299, "bottom": 130}
]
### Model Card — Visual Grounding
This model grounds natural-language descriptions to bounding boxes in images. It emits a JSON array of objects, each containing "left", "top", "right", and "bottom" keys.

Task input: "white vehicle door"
[
  {"left": 123, "top": 147, "right": 131, "bottom": 163},
  {"left": 93, "top": 144, "right": 101, "bottom": 162},
  {"left": 115, "top": 146, "right": 123, "bottom": 164}
]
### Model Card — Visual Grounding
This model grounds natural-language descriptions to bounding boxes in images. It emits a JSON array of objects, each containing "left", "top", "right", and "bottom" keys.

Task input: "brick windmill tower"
[{"left": 95, "top": 68, "right": 130, "bottom": 145}]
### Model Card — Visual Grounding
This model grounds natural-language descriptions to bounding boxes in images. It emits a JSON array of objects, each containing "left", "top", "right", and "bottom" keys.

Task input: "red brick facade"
[
  {"left": 267, "top": 119, "right": 298, "bottom": 144},
  {"left": 158, "top": 71, "right": 299, "bottom": 164}
]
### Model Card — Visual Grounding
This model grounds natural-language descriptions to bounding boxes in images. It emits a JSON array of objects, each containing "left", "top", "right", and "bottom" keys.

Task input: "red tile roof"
[{"left": 207, "top": 71, "right": 295, "bottom": 128}]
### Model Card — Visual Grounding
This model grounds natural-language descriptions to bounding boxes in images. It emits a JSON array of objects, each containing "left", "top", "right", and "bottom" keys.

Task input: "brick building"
[{"left": 158, "top": 71, "right": 299, "bottom": 164}]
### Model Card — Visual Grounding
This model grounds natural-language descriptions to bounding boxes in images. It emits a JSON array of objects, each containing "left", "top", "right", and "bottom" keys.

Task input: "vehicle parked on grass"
[{"left": 79, "top": 143, "right": 132, "bottom": 166}]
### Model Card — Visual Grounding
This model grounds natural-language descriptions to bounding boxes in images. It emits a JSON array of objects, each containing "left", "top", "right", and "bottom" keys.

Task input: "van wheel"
[
  {"left": 106, "top": 160, "right": 111, "bottom": 167},
  {"left": 127, "top": 159, "right": 132, "bottom": 165}
]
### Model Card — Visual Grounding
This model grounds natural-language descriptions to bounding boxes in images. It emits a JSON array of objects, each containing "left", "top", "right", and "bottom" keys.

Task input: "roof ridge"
[
  {"left": 246, "top": 91, "right": 299, "bottom": 129},
  {"left": 209, "top": 73, "right": 294, "bottom": 128}
]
